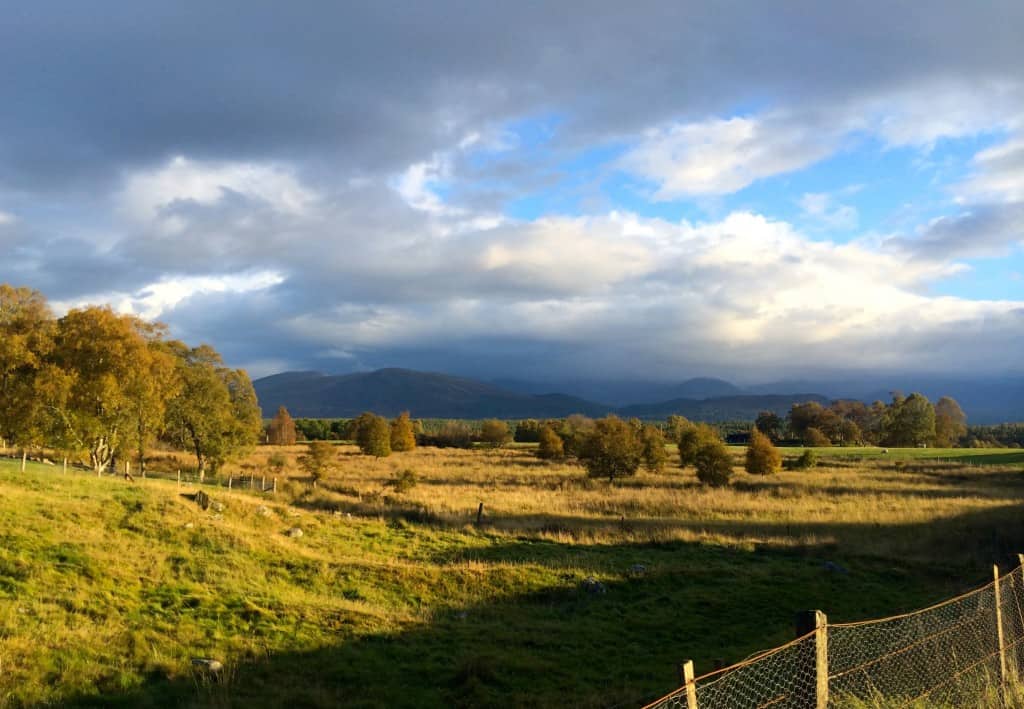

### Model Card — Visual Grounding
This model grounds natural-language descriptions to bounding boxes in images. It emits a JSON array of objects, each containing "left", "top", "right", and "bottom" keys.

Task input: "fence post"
[
  {"left": 262, "top": 475, "right": 266, "bottom": 492},
  {"left": 273, "top": 477, "right": 277, "bottom": 494},
  {"left": 795, "top": 610, "right": 828, "bottom": 709},
  {"left": 994, "top": 565, "right": 1008, "bottom": 690},
  {"left": 177, "top": 469, "right": 181, "bottom": 487},
  {"left": 228, "top": 475, "right": 232, "bottom": 490},
  {"left": 677, "top": 660, "right": 697, "bottom": 709}
]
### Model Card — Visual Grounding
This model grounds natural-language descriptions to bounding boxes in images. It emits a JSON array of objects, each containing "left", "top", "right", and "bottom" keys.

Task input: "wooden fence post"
[
  {"left": 994, "top": 565, "right": 1008, "bottom": 690},
  {"left": 250, "top": 476, "right": 254, "bottom": 490},
  {"left": 177, "top": 469, "right": 181, "bottom": 487},
  {"left": 476, "top": 502, "right": 484, "bottom": 526},
  {"left": 228, "top": 475, "right": 233, "bottom": 490},
  {"left": 677, "top": 660, "right": 697, "bottom": 709},
  {"left": 795, "top": 610, "right": 828, "bottom": 709},
  {"left": 62, "top": 457, "right": 67, "bottom": 475},
  {"left": 273, "top": 477, "right": 277, "bottom": 494},
  {"left": 261, "top": 475, "right": 266, "bottom": 492}
]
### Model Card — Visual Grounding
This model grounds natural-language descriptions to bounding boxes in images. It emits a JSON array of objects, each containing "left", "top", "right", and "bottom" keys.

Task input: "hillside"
[{"left": 254, "top": 369, "right": 832, "bottom": 421}]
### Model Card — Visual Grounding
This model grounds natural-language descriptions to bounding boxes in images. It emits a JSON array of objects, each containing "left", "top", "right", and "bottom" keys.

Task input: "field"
[{"left": 1, "top": 444, "right": 1023, "bottom": 707}]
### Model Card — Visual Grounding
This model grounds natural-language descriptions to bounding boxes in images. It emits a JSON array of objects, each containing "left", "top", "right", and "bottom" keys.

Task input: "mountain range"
[{"left": 253, "top": 368, "right": 828, "bottom": 421}]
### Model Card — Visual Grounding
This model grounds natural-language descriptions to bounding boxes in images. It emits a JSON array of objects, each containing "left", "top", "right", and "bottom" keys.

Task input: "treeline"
[
  {"left": 963, "top": 423, "right": 1024, "bottom": 448},
  {"left": 757, "top": 393, "right": 968, "bottom": 447},
  {"left": 0, "top": 284, "right": 262, "bottom": 477}
]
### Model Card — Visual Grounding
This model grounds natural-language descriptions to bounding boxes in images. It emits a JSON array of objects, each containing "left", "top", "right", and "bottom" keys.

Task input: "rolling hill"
[{"left": 253, "top": 368, "right": 830, "bottom": 421}]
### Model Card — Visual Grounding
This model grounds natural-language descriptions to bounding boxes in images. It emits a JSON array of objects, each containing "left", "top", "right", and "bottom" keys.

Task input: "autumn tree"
[
  {"left": 0, "top": 285, "right": 55, "bottom": 470},
  {"left": 934, "top": 396, "right": 967, "bottom": 447},
  {"left": 754, "top": 411, "right": 783, "bottom": 442},
  {"left": 514, "top": 419, "right": 542, "bottom": 443},
  {"left": 694, "top": 436, "right": 733, "bottom": 487},
  {"left": 745, "top": 427, "right": 781, "bottom": 475},
  {"left": 578, "top": 415, "right": 643, "bottom": 483},
  {"left": 883, "top": 392, "right": 936, "bottom": 447},
  {"left": 678, "top": 422, "right": 721, "bottom": 467},
  {"left": 267, "top": 406, "right": 297, "bottom": 445},
  {"left": 640, "top": 424, "right": 668, "bottom": 472},
  {"left": 479, "top": 419, "right": 511, "bottom": 448},
  {"left": 299, "top": 440, "right": 335, "bottom": 487},
  {"left": 803, "top": 427, "right": 831, "bottom": 447},
  {"left": 165, "top": 344, "right": 262, "bottom": 480},
  {"left": 124, "top": 327, "right": 179, "bottom": 473},
  {"left": 536, "top": 425, "right": 564, "bottom": 460},
  {"left": 390, "top": 411, "right": 416, "bottom": 452},
  {"left": 353, "top": 412, "right": 391, "bottom": 457},
  {"left": 46, "top": 307, "right": 159, "bottom": 474},
  {"left": 664, "top": 415, "right": 691, "bottom": 444}
]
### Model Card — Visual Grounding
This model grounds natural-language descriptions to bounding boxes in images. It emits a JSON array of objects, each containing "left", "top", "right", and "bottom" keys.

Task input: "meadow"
[{"left": 1, "top": 444, "right": 1023, "bottom": 707}]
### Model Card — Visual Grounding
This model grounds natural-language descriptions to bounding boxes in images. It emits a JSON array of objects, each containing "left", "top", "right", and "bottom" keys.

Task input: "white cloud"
[
  {"left": 620, "top": 114, "right": 841, "bottom": 198},
  {"left": 0, "top": 210, "right": 14, "bottom": 225},
  {"left": 119, "top": 156, "right": 317, "bottom": 230},
  {"left": 956, "top": 137, "right": 1024, "bottom": 204},
  {"left": 799, "top": 192, "right": 859, "bottom": 231}
]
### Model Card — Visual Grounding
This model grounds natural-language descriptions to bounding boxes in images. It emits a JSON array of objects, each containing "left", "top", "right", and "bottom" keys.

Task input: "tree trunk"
[
  {"left": 197, "top": 456, "right": 206, "bottom": 483},
  {"left": 21, "top": 449, "right": 27, "bottom": 472}
]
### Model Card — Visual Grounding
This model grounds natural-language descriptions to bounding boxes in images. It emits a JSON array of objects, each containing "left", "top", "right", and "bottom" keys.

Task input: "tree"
[
  {"left": 694, "top": 437, "right": 733, "bottom": 487},
  {"left": 125, "top": 328, "right": 180, "bottom": 474},
  {"left": 664, "top": 415, "right": 691, "bottom": 444},
  {"left": 754, "top": 411, "right": 783, "bottom": 442},
  {"left": 165, "top": 344, "right": 263, "bottom": 480},
  {"left": 0, "top": 285, "right": 55, "bottom": 469},
  {"left": 559, "top": 414, "right": 596, "bottom": 457},
  {"left": 390, "top": 411, "right": 416, "bottom": 452},
  {"left": 745, "top": 427, "right": 781, "bottom": 475},
  {"left": 884, "top": 392, "right": 935, "bottom": 447},
  {"left": 514, "top": 419, "right": 541, "bottom": 443},
  {"left": 934, "top": 397, "right": 967, "bottom": 447},
  {"left": 678, "top": 422, "right": 720, "bottom": 467},
  {"left": 353, "top": 412, "right": 391, "bottom": 457},
  {"left": 536, "top": 425, "right": 564, "bottom": 460},
  {"left": 479, "top": 419, "right": 511, "bottom": 448},
  {"left": 47, "top": 307, "right": 157, "bottom": 475},
  {"left": 578, "top": 415, "right": 643, "bottom": 483},
  {"left": 299, "top": 441, "right": 335, "bottom": 487},
  {"left": 803, "top": 427, "right": 831, "bottom": 447},
  {"left": 788, "top": 401, "right": 826, "bottom": 441},
  {"left": 267, "top": 406, "right": 297, "bottom": 445},
  {"left": 640, "top": 424, "right": 668, "bottom": 472}
]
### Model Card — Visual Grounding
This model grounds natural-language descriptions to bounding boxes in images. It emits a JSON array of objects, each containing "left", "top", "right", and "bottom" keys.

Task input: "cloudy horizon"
[{"left": 2, "top": 2, "right": 1022, "bottom": 383}]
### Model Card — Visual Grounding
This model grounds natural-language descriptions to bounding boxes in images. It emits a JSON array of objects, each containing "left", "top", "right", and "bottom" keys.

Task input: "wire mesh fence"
[{"left": 644, "top": 560, "right": 1024, "bottom": 709}]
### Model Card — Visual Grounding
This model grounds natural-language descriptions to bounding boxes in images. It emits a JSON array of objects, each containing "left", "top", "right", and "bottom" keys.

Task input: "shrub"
[
  {"left": 578, "top": 415, "right": 643, "bottom": 483},
  {"left": 298, "top": 441, "right": 335, "bottom": 487},
  {"left": 353, "top": 412, "right": 391, "bottom": 457},
  {"left": 694, "top": 438, "right": 733, "bottom": 487},
  {"left": 745, "top": 428, "right": 781, "bottom": 475},
  {"left": 479, "top": 419, "right": 511, "bottom": 448},
  {"left": 267, "top": 452, "right": 288, "bottom": 473},
  {"left": 390, "top": 468, "right": 417, "bottom": 493},
  {"left": 792, "top": 449, "right": 818, "bottom": 470},
  {"left": 536, "top": 425, "right": 564, "bottom": 460},
  {"left": 390, "top": 411, "right": 416, "bottom": 452},
  {"left": 559, "top": 414, "right": 596, "bottom": 458},
  {"left": 640, "top": 424, "right": 667, "bottom": 472},
  {"left": 803, "top": 427, "right": 831, "bottom": 447},
  {"left": 678, "top": 423, "right": 721, "bottom": 467}
]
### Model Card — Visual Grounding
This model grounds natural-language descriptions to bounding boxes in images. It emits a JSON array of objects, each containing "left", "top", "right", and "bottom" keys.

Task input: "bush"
[
  {"left": 745, "top": 428, "right": 781, "bottom": 475},
  {"left": 559, "top": 414, "right": 596, "bottom": 457},
  {"left": 578, "top": 415, "right": 643, "bottom": 482},
  {"left": 694, "top": 438, "right": 733, "bottom": 487},
  {"left": 353, "top": 412, "right": 391, "bottom": 457},
  {"left": 536, "top": 425, "right": 564, "bottom": 460},
  {"left": 298, "top": 441, "right": 335, "bottom": 486},
  {"left": 792, "top": 449, "right": 818, "bottom": 470},
  {"left": 390, "top": 411, "right": 416, "bottom": 452},
  {"left": 640, "top": 424, "right": 667, "bottom": 472},
  {"left": 267, "top": 452, "right": 288, "bottom": 473},
  {"left": 479, "top": 419, "right": 511, "bottom": 448},
  {"left": 390, "top": 468, "right": 417, "bottom": 493},
  {"left": 678, "top": 423, "right": 721, "bottom": 467}
]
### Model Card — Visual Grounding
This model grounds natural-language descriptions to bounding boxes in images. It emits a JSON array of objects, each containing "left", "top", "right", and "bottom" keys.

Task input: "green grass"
[
  {"left": 770, "top": 445, "right": 1024, "bottom": 465},
  {"left": 0, "top": 453, "right": 1016, "bottom": 707}
]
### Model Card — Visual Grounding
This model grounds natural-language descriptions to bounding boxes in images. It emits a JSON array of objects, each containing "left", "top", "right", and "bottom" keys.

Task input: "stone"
[
  {"left": 581, "top": 576, "right": 607, "bottom": 594},
  {"left": 628, "top": 563, "right": 647, "bottom": 577},
  {"left": 183, "top": 522, "right": 194, "bottom": 529},
  {"left": 286, "top": 527, "right": 303, "bottom": 538},
  {"left": 210, "top": 501, "right": 225, "bottom": 513},
  {"left": 255, "top": 505, "right": 271, "bottom": 516},
  {"left": 191, "top": 657, "right": 224, "bottom": 673}
]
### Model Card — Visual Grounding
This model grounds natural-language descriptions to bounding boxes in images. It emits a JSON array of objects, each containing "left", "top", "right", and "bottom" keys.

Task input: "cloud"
[
  {"left": 799, "top": 192, "right": 859, "bottom": 231},
  {"left": 620, "top": 114, "right": 842, "bottom": 198},
  {"left": 957, "top": 138, "right": 1024, "bottom": 204}
]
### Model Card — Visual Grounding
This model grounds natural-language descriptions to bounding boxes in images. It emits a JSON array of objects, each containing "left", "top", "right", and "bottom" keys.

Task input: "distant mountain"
[
  {"left": 668, "top": 377, "right": 743, "bottom": 400},
  {"left": 254, "top": 368, "right": 611, "bottom": 419},
  {"left": 618, "top": 393, "right": 831, "bottom": 422},
  {"left": 254, "top": 368, "right": 832, "bottom": 422}
]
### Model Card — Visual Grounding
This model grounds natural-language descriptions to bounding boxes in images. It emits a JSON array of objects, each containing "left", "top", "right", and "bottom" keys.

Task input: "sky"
[{"left": 1, "top": 2, "right": 1022, "bottom": 384}]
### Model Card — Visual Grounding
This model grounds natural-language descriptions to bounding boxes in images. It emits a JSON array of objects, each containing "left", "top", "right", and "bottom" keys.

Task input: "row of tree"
[
  {"left": 0, "top": 284, "right": 262, "bottom": 476},
  {"left": 754, "top": 394, "right": 968, "bottom": 448}
]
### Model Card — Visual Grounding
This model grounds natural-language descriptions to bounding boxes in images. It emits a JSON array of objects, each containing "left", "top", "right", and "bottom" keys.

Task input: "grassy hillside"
[{"left": 1, "top": 448, "right": 1022, "bottom": 707}]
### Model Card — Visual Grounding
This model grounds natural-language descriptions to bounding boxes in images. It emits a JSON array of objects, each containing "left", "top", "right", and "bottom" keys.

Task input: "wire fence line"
[{"left": 643, "top": 560, "right": 1024, "bottom": 709}]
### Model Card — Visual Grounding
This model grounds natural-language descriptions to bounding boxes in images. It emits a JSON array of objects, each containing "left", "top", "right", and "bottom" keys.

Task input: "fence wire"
[{"left": 644, "top": 562, "right": 1024, "bottom": 709}]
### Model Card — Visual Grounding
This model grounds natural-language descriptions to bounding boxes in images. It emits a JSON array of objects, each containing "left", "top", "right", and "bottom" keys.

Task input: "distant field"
[{"left": 1, "top": 446, "right": 1022, "bottom": 707}]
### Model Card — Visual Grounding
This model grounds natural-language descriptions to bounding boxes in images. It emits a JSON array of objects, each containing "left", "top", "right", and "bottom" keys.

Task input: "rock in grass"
[
  {"left": 286, "top": 527, "right": 303, "bottom": 538},
  {"left": 581, "top": 576, "right": 607, "bottom": 594},
  {"left": 210, "top": 501, "right": 225, "bottom": 513},
  {"left": 255, "top": 505, "right": 271, "bottom": 516},
  {"left": 191, "top": 657, "right": 223, "bottom": 673},
  {"left": 628, "top": 563, "right": 647, "bottom": 577}
]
